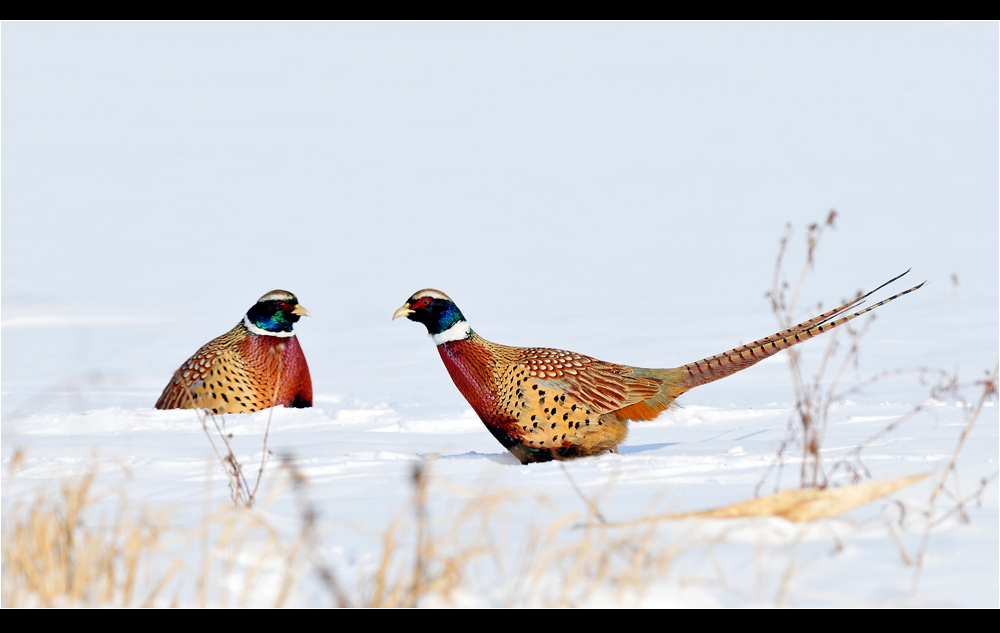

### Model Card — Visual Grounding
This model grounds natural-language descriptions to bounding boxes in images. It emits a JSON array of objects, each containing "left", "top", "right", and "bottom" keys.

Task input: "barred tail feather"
[{"left": 670, "top": 272, "right": 925, "bottom": 394}]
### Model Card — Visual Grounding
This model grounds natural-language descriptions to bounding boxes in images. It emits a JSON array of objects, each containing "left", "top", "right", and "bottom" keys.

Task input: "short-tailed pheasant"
[
  {"left": 393, "top": 273, "right": 923, "bottom": 464},
  {"left": 155, "top": 290, "right": 313, "bottom": 414}
]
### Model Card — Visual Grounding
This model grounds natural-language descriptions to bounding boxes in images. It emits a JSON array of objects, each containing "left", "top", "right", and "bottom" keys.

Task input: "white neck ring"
[
  {"left": 244, "top": 315, "right": 296, "bottom": 338},
  {"left": 431, "top": 320, "right": 471, "bottom": 345}
]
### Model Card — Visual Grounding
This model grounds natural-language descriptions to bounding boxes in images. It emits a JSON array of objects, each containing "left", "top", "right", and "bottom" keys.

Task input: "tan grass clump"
[
  {"left": 1, "top": 456, "right": 330, "bottom": 608},
  {"left": 1, "top": 463, "right": 177, "bottom": 607}
]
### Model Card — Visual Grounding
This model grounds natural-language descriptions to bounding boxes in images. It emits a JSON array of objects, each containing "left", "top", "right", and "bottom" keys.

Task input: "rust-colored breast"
[{"left": 436, "top": 338, "right": 512, "bottom": 438}]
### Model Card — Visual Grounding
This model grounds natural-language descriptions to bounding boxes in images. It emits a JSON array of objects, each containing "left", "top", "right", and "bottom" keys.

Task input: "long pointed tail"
[{"left": 672, "top": 271, "right": 925, "bottom": 393}]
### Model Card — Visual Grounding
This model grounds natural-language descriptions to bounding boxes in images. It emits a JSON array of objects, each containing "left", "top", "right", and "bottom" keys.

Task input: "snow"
[{"left": 2, "top": 22, "right": 997, "bottom": 607}]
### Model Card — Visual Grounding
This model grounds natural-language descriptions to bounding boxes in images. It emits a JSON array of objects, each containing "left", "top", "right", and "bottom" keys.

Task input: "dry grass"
[
  {"left": 364, "top": 458, "right": 512, "bottom": 607},
  {"left": 765, "top": 210, "right": 859, "bottom": 489},
  {"left": 762, "top": 212, "right": 949, "bottom": 491},
  {"left": 3, "top": 453, "right": 696, "bottom": 608},
  {"left": 621, "top": 475, "right": 928, "bottom": 523},
  {"left": 4, "top": 397, "right": 994, "bottom": 609},
  {"left": 757, "top": 214, "right": 998, "bottom": 600},
  {"left": 359, "top": 459, "right": 699, "bottom": 608},
  {"left": 1, "top": 455, "right": 177, "bottom": 607},
  {"left": 910, "top": 364, "right": 998, "bottom": 592},
  {"left": 1, "top": 455, "right": 319, "bottom": 608}
]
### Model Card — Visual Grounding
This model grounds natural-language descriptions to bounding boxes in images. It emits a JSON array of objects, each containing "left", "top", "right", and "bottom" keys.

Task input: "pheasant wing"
[{"left": 511, "top": 347, "right": 660, "bottom": 414}]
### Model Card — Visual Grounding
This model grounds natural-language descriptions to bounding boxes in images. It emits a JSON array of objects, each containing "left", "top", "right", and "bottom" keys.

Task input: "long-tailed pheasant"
[
  {"left": 155, "top": 290, "right": 313, "bottom": 414},
  {"left": 393, "top": 273, "right": 923, "bottom": 464}
]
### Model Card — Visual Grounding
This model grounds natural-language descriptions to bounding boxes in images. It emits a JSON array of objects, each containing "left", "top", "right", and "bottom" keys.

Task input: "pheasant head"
[
  {"left": 244, "top": 289, "right": 312, "bottom": 337},
  {"left": 393, "top": 289, "right": 472, "bottom": 344}
]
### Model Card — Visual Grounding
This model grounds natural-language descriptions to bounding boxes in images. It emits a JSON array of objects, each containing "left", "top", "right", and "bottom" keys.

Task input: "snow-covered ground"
[
  {"left": 3, "top": 284, "right": 996, "bottom": 607},
  {"left": 2, "top": 22, "right": 997, "bottom": 607}
]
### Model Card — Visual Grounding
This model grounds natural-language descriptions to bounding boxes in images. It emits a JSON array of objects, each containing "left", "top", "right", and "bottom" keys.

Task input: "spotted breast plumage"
[
  {"left": 155, "top": 290, "right": 313, "bottom": 414},
  {"left": 393, "top": 273, "right": 924, "bottom": 464}
]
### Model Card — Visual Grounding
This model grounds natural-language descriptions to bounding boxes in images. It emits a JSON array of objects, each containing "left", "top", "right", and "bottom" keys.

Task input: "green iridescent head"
[{"left": 244, "top": 290, "right": 311, "bottom": 335}]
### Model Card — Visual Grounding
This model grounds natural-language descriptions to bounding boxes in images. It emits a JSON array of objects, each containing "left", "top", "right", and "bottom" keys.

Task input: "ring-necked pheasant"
[
  {"left": 393, "top": 273, "right": 924, "bottom": 464},
  {"left": 155, "top": 290, "right": 313, "bottom": 414}
]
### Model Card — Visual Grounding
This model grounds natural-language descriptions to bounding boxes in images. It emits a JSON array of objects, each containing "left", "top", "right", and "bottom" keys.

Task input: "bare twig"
[
  {"left": 558, "top": 463, "right": 608, "bottom": 525},
  {"left": 184, "top": 383, "right": 250, "bottom": 507},
  {"left": 911, "top": 366, "right": 999, "bottom": 593},
  {"left": 250, "top": 347, "right": 285, "bottom": 505},
  {"left": 187, "top": 343, "right": 289, "bottom": 508},
  {"left": 764, "top": 211, "right": 855, "bottom": 489}
]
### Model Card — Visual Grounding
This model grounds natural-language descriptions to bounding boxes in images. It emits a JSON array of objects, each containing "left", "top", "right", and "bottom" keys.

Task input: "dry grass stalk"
[
  {"left": 249, "top": 348, "right": 284, "bottom": 504},
  {"left": 825, "top": 367, "right": 953, "bottom": 482},
  {"left": 185, "top": 350, "right": 285, "bottom": 508},
  {"left": 765, "top": 210, "right": 860, "bottom": 489},
  {"left": 910, "top": 365, "right": 998, "bottom": 593},
  {"left": 630, "top": 474, "right": 928, "bottom": 523}
]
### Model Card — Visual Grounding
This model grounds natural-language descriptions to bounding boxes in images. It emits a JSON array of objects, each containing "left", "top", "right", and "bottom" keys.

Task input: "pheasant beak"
[
  {"left": 392, "top": 303, "right": 414, "bottom": 320},
  {"left": 291, "top": 304, "right": 311, "bottom": 317}
]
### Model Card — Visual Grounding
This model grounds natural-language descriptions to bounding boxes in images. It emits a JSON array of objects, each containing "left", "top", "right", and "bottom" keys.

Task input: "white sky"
[{"left": 2, "top": 22, "right": 997, "bottom": 375}]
